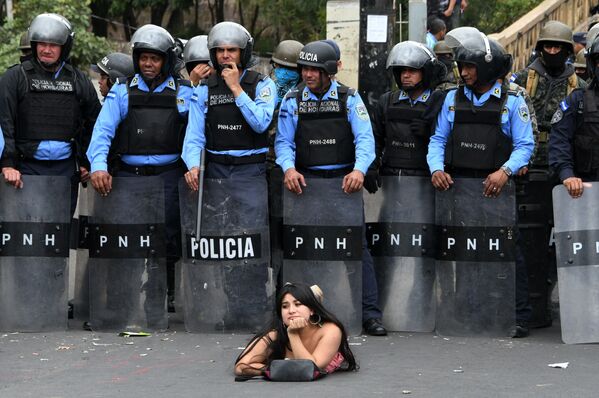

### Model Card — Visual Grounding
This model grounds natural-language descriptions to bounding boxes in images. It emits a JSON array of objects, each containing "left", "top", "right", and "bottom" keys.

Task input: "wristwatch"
[{"left": 500, "top": 165, "right": 513, "bottom": 177}]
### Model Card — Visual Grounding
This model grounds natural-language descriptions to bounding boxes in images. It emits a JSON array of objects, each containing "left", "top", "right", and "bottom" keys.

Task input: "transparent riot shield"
[
  {"left": 553, "top": 184, "right": 599, "bottom": 344},
  {"left": 71, "top": 185, "right": 90, "bottom": 322},
  {"left": 282, "top": 178, "right": 362, "bottom": 336},
  {"left": 179, "top": 177, "right": 272, "bottom": 333},
  {"left": 364, "top": 176, "right": 436, "bottom": 332},
  {"left": 0, "top": 176, "right": 70, "bottom": 331},
  {"left": 87, "top": 177, "right": 167, "bottom": 332},
  {"left": 435, "top": 178, "right": 516, "bottom": 337}
]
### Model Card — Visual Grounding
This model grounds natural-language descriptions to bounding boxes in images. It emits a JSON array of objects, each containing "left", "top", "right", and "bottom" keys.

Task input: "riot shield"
[
  {"left": 179, "top": 177, "right": 272, "bottom": 333},
  {"left": 87, "top": 177, "right": 167, "bottom": 332},
  {"left": 364, "top": 176, "right": 436, "bottom": 332},
  {"left": 282, "top": 178, "right": 362, "bottom": 336},
  {"left": 71, "top": 185, "right": 90, "bottom": 321},
  {"left": 0, "top": 175, "right": 70, "bottom": 332},
  {"left": 553, "top": 184, "right": 599, "bottom": 344},
  {"left": 267, "top": 166, "right": 285, "bottom": 288},
  {"left": 435, "top": 178, "right": 516, "bottom": 337}
]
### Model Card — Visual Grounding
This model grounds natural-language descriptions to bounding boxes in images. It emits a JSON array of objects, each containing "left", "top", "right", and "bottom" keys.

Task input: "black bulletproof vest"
[
  {"left": 205, "top": 70, "right": 267, "bottom": 151},
  {"left": 382, "top": 92, "right": 430, "bottom": 170},
  {"left": 294, "top": 84, "right": 355, "bottom": 168},
  {"left": 445, "top": 87, "right": 512, "bottom": 171},
  {"left": 18, "top": 60, "right": 80, "bottom": 141},
  {"left": 114, "top": 78, "right": 188, "bottom": 155},
  {"left": 574, "top": 88, "right": 599, "bottom": 177}
]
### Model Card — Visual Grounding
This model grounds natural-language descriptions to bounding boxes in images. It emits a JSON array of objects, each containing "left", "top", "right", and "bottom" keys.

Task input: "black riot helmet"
[
  {"left": 92, "top": 53, "right": 135, "bottom": 84},
  {"left": 585, "top": 35, "right": 599, "bottom": 83},
  {"left": 446, "top": 27, "right": 513, "bottom": 86},
  {"left": 207, "top": 22, "right": 254, "bottom": 70},
  {"left": 386, "top": 40, "right": 447, "bottom": 89},
  {"left": 130, "top": 24, "right": 177, "bottom": 77},
  {"left": 296, "top": 41, "right": 338, "bottom": 75},
  {"left": 28, "top": 13, "right": 74, "bottom": 63},
  {"left": 184, "top": 35, "right": 210, "bottom": 73}
]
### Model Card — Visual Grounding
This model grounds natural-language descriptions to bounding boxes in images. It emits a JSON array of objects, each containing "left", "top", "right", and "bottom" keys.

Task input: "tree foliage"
[
  {"left": 0, "top": 0, "right": 111, "bottom": 72},
  {"left": 461, "top": 0, "right": 544, "bottom": 34}
]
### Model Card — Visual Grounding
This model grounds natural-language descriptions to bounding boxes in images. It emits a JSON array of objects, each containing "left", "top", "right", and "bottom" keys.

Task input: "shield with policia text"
[
  {"left": 364, "top": 176, "right": 436, "bottom": 332},
  {"left": 87, "top": 177, "right": 167, "bottom": 332},
  {"left": 553, "top": 184, "right": 599, "bottom": 344},
  {"left": 179, "top": 176, "right": 272, "bottom": 333},
  {"left": 282, "top": 178, "right": 362, "bottom": 336},
  {"left": 0, "top": 176, "right": 71, "bottom": 332},
  {"left": 435, "top": 177, "right": 516, "bottom": 337}
]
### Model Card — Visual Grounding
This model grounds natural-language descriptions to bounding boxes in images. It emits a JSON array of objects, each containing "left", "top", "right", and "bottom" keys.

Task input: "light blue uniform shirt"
[
  {"left": 34, "top": 62, "right": 73, "bottom": 160},
  {"left": 427, "top": 81, "right": 534, "bottom": 174},
  {"left": 181, "top": 71, "right": 277, "bottom": 169},
  {"left": 426, "top": 32, "right": 438, "bottom": 50},
  {"left": 87, "top": 74, "right": 193, "bottom": 173},
  {"left": 0, "top": 125, "right": 4, "bottom": 157},
  {"left": 275, "top": 80, "right": 375, "bottom": 175}
]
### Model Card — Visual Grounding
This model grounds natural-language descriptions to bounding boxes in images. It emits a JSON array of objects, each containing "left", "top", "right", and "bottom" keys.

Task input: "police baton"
[{"left": 195, "top": 149, "right": 206, "bottom": 239}]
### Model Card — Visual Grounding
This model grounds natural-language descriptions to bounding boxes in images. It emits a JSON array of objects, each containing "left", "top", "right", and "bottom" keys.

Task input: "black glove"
[
  {"left": 410, "top": 118, "right": 430, "bottom": 137},
  {"left": 364, "top": 169, "right": 382, "bottom": 194}
]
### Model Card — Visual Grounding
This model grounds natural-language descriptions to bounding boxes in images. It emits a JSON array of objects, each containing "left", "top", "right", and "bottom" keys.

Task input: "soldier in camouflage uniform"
[
  {"left": 510, "top": 21, "right": 584, "bottom": 329},
  {"left": 434, "top": 40, "right": 460, "bottom": 90},
  {"left": 511, "top": 21, "right": 586, "bottom": 167}
]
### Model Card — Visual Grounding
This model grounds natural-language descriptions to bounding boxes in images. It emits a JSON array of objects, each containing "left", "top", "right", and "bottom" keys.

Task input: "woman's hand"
[{"left": 287, "top": 317, "right": 309, "bottom": 333}]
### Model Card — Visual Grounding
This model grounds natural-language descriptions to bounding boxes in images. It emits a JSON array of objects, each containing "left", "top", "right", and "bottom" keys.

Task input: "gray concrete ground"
[{"left": 1, "top": 315, "right": 597, "bottom": 398}]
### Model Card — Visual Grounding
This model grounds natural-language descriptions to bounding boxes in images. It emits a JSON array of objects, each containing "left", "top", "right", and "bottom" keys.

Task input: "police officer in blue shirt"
[
  {"left": 0, "top": 14, "right": 100, "bottom": 209},
  {"left": 275, "top": 40, "right": 387, "bottom": 336},
  {"left": 549, "top": 34, "right": 599, "bottom": 198},
  {"left": 87, "top": 24, "right": 194, "bottom": 309},
  {"left": 182, "top": 22, "right": 276, "bottom": 185},
  {"left": 427, "top": 27, "right": 535, "bottom": 337},
  {"left": 366, "top": 40, "right": 447, "bottom": 193}
]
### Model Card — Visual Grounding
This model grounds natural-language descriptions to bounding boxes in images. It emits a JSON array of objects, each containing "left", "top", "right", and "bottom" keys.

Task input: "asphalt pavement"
[{"left": 1, "top": 314, "right": 597, "bottom": 398}]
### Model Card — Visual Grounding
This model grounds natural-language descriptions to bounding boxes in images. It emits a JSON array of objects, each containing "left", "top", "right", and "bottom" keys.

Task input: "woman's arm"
[
  {"left": 287, "top": 323, "right": 342, "bottom": 369},
  {"left": 234, "top": 331, "right": 276, "bottom": 376}
]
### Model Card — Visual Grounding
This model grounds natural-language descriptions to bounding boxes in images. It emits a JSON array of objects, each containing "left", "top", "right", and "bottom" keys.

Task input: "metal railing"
[{"left": 491, "top": 0, "right": 591, "bottom": 71}]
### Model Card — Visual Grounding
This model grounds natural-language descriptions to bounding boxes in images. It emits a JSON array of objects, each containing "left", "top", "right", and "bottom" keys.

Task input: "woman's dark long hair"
[{"left": 235, "top": 282, "right": 358, "bottom": 373}]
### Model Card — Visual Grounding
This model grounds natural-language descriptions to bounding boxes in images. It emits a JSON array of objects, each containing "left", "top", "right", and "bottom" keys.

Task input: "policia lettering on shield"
[
  {"left": 0, "top": 13, "right": 101, "bottom": 213},
  {"left": 275, "top": 40, "right": 387, "bottom": 336}
]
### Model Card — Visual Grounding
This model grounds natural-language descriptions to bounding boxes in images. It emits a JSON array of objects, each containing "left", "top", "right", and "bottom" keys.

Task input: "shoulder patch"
[
  {"left": 509, "top": 74, "right": 517, "bottom": 83},
  {"left": 191, "top": 94, "right": 198, "bottom": 102},
  {"left": 259, "top": 86, "right": 272, "bottom": 100},
  {"left": 355, "top": 103, "right": 369, "bottom": 120},
  {"left": 559, "top": 100, "right": 569, "bottom": 112},
  {"left": 518, "top": 104, "right": 530, "bottom": 123},
  {"left": 449, "top": 105, "right": 455, "bottom": 112},
  {"left": 502, "top": 107, "right": 508, "bottom": 115},
  {"left": 551, "top": 109, "right": 563, "bottom": 124},
  {"left": 177, "top": 98, "right": 185, "bottom": 105},
  {"left": 106, "top": 92, "right": 116, "bottom": 99}
]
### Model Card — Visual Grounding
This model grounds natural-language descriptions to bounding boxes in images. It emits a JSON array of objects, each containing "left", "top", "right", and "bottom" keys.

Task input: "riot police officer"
[
  {"left": 183, "top": 35, "right": 213, "bottom": 86},
  {"left": 87, "top": 24, "right": 194, "bottom": 310},
  {"left": 427, "top": 27, "right": 534, "bottom": 337},
  {"left": 511, "top": 21, "right": 586, "bottom": 167},
  {"left": 91, "top": 52, "right": 134, "bottom": 98},
  {"left": 0, "top": 13, "right": 100, "bottom": 211},
  {"left": 275, "top": 40, "right": 387, "bottom": 336},
  {"left": 549, "top": 34, "right": 599, "bottom": 198},
  {"left": 366, "top": 40, "right": 447, "bottom": 194},
  {"left": 434, "top": 40, "right": 460, "bottom": 90},
  {"left": 182, "top": 21, "right": 276, "bottom": 184}
]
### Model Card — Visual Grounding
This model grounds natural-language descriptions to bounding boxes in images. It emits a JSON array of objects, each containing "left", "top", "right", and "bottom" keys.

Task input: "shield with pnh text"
[
  {"left": 553, "top": 184, "right": 599, "bottom": 344},
  {"left": 0, "top": 176, "right": 71, "bottom": 332},
  {"left": 282, "top": 178, "right": 362, "bottom": 336},
  {"left": 179, "top": 176, "right": 272, "bottom": 333},
  {"left": 364, "top": 176, "right": 436, "bottom": 332},
  {"left": 87, "top": 177, "right": 167, "bottom": 332},
  {"left": 435, "top": 177, "right": 516, "bottom": 337}
]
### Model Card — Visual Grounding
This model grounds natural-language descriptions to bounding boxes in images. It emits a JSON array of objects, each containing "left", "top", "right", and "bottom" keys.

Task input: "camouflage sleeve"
[
  {"left": 577, "top": 75, "right": 588, "bottom": 89},
  {"left": 510, "top": 82, "right": 538, "bottom": 167}
]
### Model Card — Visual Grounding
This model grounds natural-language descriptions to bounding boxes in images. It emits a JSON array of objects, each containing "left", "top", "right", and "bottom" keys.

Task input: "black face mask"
[{"left": 541, "top": 49, "right": 569, "bottom": 74}]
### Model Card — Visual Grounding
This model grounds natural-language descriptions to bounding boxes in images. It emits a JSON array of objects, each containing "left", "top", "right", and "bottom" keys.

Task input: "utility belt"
[
  {"left": 118, "top": 159, "right": 184, "bottom": 176},
  {"left": 206, "top": 152, "right": 266, "bottom": 165},
  {"left": 297, "top": 166, "right": 353, "bottom": 178}
]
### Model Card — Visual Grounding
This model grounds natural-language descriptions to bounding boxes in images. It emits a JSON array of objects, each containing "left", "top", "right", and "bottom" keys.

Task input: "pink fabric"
[{"left": 324, "top": 352, "right": 345, "bottom": 374}]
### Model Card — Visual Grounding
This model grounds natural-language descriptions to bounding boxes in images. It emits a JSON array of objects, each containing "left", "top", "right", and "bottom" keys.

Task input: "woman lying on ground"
[{"left": 234, "top": 282, "right": 358, "bottom": 376}]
